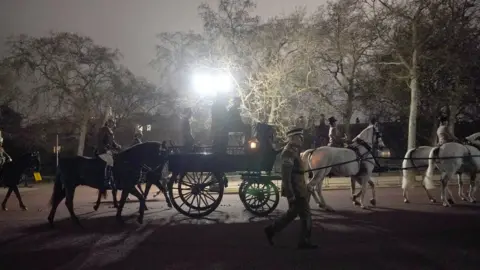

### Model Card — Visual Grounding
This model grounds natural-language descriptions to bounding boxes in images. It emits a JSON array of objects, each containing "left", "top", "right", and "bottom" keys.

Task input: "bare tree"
[
  {"left": 364, "top": 0, "right": 450, "bottom": 148},
  {"left": 4, "top": 32, "right": 120, "bottom": 155},
  {"left": 305, "top": 0, "right": 378, "bottom": 137}
]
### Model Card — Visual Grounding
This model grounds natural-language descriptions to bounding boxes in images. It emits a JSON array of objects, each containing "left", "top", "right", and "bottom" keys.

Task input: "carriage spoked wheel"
[
  {"left": 239, "top": 181, "right": 279, "bottom": 217},
  {"left": 168, "top": 171, "right": 225, "bottom": 218}
]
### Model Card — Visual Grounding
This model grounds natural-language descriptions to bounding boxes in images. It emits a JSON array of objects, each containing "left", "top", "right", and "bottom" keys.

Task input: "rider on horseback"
[
  {"left": 436, "top": 116, "right": 459, "bottom": 146},
  {"left": 327, "top": 116, "right": 346, "bottom": 147},
  {"left": 132, "top": 126, "right": 143, "bottom": 146},
  {"left": 0, "top": 129, "right": 13, "bottom": 165},
  {"left": 97, "top": 118, "right": 121, "bottom": 186}
]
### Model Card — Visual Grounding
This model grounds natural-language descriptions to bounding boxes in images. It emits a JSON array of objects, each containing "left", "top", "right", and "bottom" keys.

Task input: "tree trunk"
[
  {"left": 430, "top": 118, "right": 438, "bottom": 146},
  {"left": 407, "top": 21, "right": 420, "bottom": 150},
  {"left": 344, "top": 92, "right": 354, "bottom": 139},
  {"left": 77, "top": 116, "right": 89, "bottom": 156},
  {"left": 448, "top": 105, "right": 458, "bottom": 136}
]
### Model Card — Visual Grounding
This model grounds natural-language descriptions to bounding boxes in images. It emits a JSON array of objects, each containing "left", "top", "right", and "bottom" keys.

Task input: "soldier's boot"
[{"left": 298, "top": 217, "right": 317, "bottom": 250}]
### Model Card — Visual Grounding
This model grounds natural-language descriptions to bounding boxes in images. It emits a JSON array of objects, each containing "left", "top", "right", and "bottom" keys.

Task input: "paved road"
[{"left": 0, "top": 184, "right": 479, "bottom": 270}]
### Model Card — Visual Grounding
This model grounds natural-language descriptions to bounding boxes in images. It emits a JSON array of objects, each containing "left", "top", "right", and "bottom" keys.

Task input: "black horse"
[
  {"left": 92, "top": 162, "right": 172, "bottom": 211},
  {"left": 47, "top": 141, "right": 166, "bottom": 227},
  {"left": 92, "top": 142, "right": 172, "bottom": 211},
  {"left": 1, "top": 152, "right": 41, "bottom": 211}
]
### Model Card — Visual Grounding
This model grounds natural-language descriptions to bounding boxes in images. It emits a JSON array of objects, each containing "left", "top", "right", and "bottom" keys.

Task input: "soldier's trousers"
[{"left": 270, "top": 197, "right": 312, "bottom": 244}]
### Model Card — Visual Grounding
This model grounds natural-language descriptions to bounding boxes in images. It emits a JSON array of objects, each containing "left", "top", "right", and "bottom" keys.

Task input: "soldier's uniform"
[
  {"left": 131, "top": 129, "right": 143, "bottom": 146},
  {"left": 264, "top": 128, "right": 317, "bottom": 249},
  {"left": 0, "top": 130, "right": 12, "bottom": 166},
  {"left": 181, "top": 109, "right": 194, "bottom": 152},
  {"left": 327, "top": 117, "right": 345, "bottom": 147},
  {"left": 97, "top": 119, "right": 121, "bottom": 182},
  {"left": 436, "top": 118, "right": 458, "bottom": 146}
]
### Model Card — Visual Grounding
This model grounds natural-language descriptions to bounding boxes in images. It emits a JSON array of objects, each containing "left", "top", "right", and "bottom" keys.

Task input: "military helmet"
[{"left": 328, "top": 116, "right": 337, "bottom": 124}]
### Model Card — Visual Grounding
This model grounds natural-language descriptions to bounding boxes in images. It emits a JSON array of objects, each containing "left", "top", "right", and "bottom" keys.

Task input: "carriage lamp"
[
  {"left": 248, "top": 138, "right": 259, "bottom": 149},
  {"left": 378, "top": 148, "right": 391, "bottom": 158}
]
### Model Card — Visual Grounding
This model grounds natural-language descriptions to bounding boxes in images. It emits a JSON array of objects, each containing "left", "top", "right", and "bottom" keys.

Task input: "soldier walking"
[{"left": 264, "top": 127, "right": 317, "bottom": 249}]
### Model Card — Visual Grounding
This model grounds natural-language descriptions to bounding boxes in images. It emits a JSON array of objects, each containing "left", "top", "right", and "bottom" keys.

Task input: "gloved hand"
[{"left": 288, "top": 196, "right": 297, "bottom": 204}]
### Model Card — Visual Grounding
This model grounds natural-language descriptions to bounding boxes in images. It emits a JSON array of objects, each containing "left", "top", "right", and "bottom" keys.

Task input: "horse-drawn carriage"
[{"left": 165, "top": 123, "right": 282, "bottom": 218}]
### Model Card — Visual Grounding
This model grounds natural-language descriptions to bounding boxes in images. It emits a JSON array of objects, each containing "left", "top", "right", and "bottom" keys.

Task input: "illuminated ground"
[{"left": 0, "top": 184, "right": 479, "bottom": 270}]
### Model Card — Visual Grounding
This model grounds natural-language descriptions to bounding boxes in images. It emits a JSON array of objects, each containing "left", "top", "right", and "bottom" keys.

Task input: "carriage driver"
[
  {"left": 328, "top": 116, "right": 346, "bottom": 147},
  {"left": 0, "top": 129, "right": 12, "bottom": 163},
  {"left": 97, "top": 118, "right": 122, "bottom": 183},
  {"left": 264, "top": 127, "right": 317, "bottom": 249},
  {"left": 436, "top": 116, "right": 459, "bottom": 146},
  {"left": 132, "top": 127, "right": 143, "bottom": 146}
]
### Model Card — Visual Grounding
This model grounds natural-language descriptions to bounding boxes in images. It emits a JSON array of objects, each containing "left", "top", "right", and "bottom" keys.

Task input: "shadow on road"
[{"left": 1, "top": 203, "right": 480, "bottom": 270}]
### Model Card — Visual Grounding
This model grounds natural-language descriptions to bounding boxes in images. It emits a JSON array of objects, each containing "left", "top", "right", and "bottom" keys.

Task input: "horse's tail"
[
  {"left": 401, "top": 148, "right": 417, "bottom": 190},
  {"left": 49, "top": 168, "right": 65, "bottom": 207},
  {"left": 300, "top": 149, "right": 315, "bottom": 179},
  {"left": 424, "top": 147, "right": 439, "bottom": 190}
]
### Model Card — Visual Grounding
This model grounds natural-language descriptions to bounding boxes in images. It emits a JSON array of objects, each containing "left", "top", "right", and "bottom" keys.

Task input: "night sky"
[{"left": 0, "top": 0, "right": 325, "bottom": 83}]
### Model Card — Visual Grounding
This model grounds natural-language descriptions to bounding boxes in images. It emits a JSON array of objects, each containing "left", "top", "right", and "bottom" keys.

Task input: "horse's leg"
[
  {"left": 129, "top": 187, "right": 146, "bottom": 224},
  {"left": 115, "top": 189, "right": 130, "bottom": 224},
  {"left": 93, "top": 191, "right": 102, "bottom": 211},
  {"left": 48, "top": 175, "right": 66, "bottom": 226},
  {"left": 1, "top": 187, "right": 13, "bottom": 211},
  {"left": 316, "top": 179, "right": 334, "bottom": 212},
  {"left": 358, "top": 175, "right": 370, "bottom": 209},
  {"left": 440, "top": 173, "right": 451, "bottom": 207},
  {"left": 65, "top": 186, "right": 82, "bottom": 226},
  {"left": 467, "top": 172, "right": 477, "bottom": 203},
  {"left": 112, "top": 188, "right": 119, "bottom": 208},
  {"left": 368, "top": 179, "right": 376, "bottom": 206},
  {"left": 156, "top": 179, "right": 172, "bottom": 208},
  {"left": 137, "top": 184, "right": 144, "bottom": 196},
  {"left": 12, "top": 186, "right": 27, "bottom": 210},
  {"left": 306, "top": 171, "right": 324, "bottom": 209},
  {"left": 421, "top": 183, "right": 437, "bottom": 203},
  {"left": 446, "top": 177, "right": 456, "bottom": 205},
  {"left": 457, "top": 173, "right": 467, "bottom": 201},
  {"left": 351, "top": 176, "right": 361, "bottom": 206}
]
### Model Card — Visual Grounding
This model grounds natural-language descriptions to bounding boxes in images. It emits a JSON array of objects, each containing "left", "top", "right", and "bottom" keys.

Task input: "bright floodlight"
[{"left": 192, "top": 72, "right": 232, "bottom": 95}]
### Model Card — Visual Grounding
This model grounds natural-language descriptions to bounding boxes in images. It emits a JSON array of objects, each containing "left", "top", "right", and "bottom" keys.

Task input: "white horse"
[
  {"left": 402, "top": 146, "right": 437, "bottom": 203},
  {"left": 301, "top": 124, "right": 386, "bottom": 211},
  {"left": 424, "top": 140, "right": 480, "bottom": 206}
]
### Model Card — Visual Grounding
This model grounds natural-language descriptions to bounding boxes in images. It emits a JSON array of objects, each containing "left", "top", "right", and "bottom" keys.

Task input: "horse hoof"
[
  {"left": 448, "top": 199, "right": 455, "bottom": 205},
  {"left": 442, "top": 202, "right": 450, "bottom": 207},
  {"left": 167, "top": 204, "right": 172, "bottom": 208},
  {"left": 137, "top": 217, "right": 143, "bottom": 224},
  {"left": 20, "top": 206, "right": 28, "bottom": 211},
  {"left": 2, "top": 206, "right": 7, "bottom": 211},
  {"left": 93, "top": 205, "right": 99, "bottom": 211},
  {"left": 461, "top": 197, "right": 467, "bottom": 201},
  {"left": 370, "top": 199, "right": 376, "bottom": 206},
  {"left": 430, "top": 199, "right": 436, "bottom": 203},
  {"left": 325, "top": 208, "right": 335, "bottom": 212},
  {"left": 471, "top": 200, "right": 476, "bottom": 204},
  {"left": 353, "top": 200, "right": 361, "bottom": 206},
  {"left": 361, "top": 205, "right": 369, "bottom": 210},
  {"left": 403, "top": 199, "right": 410, "bottom": 204}
]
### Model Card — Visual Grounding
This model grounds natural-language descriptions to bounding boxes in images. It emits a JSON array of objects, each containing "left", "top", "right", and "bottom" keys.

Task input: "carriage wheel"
[
  {"left": 239, "top": 181, "right": 279, "bottom": 217},
  {"left": 168, "top": 172, "right": 224, "bottom": 218}
]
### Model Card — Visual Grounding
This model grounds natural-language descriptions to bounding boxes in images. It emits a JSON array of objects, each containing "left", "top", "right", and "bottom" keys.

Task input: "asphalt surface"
[{"left": 0, "top": 184, "right": 479, "bottom": 270}]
